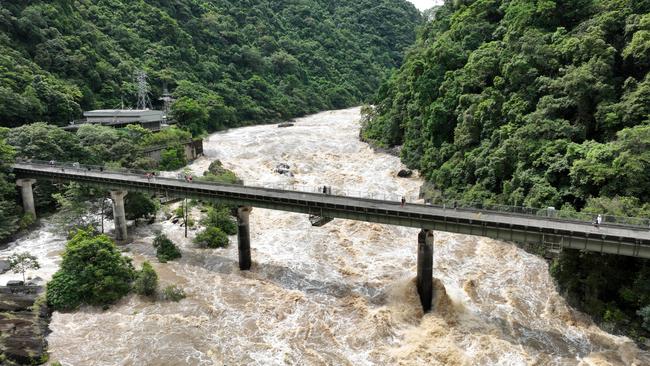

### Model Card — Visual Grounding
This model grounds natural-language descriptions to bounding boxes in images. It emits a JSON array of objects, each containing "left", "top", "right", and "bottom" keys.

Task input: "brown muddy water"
[{"left": 2, "top": 108, "right": 648, "bottom": 365}]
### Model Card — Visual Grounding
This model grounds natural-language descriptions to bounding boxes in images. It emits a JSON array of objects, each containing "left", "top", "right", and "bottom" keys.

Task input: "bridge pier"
[
  {"left": 417, "top": 229, "right": 434, "bottom": 312},
  {"left": 16, "top": 179, "right": 37, "bottom": 218},
  {"left": 237, "top": 206, "right": 253, "bottom": 270},
  {"left": 110, "top": 190, "right": 128, "bottom": 243}
]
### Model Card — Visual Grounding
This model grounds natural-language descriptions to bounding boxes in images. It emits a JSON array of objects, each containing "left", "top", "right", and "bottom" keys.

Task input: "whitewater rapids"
[{"left": 2, "top": 107, "right": 648, "bottom": 365}]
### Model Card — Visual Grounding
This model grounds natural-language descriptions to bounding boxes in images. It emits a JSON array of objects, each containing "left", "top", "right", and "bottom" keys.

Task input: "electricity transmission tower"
[{"left": 135, "top": 70, "right": 152, "bottom": 110}]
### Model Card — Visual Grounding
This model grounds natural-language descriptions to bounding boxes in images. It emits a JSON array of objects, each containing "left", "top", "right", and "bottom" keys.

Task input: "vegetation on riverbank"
[
  {"left": 46, "top": 229, "right": 168, "bottom": 310},
  {"left": 0, "top": 123, "right": 189, "bottom": 241},
  {"left": 363, "top": 0, "right": 650, "bottom": 342},
  {"left": 0, "top": 0, "right": 420, "bottom": 243}
]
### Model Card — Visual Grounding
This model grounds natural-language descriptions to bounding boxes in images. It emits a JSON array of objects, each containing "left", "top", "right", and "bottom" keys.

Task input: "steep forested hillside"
[
  {"left": 365, "top": 0, "right": 649, "bottom": 213},
  {"left": 0, "top": 0, "right": 421, "bottom": 129},
  {"left": 364, "top": 0, "right": 650, "bottom": 341}
]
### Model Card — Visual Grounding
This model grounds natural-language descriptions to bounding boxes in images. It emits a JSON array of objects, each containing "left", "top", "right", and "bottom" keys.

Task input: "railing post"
[{"left": 417, "top": 229, "right": 434, "bottom": 312}]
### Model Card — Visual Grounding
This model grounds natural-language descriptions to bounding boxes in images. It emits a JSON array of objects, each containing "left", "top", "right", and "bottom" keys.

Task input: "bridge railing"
[
  {"left": 13, "top": 159, "right": 650, "bottom": 229},
  {"left": 426, "top": 200, "right": 650, "bottom": 228}
]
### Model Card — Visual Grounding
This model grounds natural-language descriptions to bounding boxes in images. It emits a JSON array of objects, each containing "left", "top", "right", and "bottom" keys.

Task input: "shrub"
[
  {"left": 200, "top": 160, "right": 243, "bottom": 185},
  {"left": 173, "top": 205, "right": 185, "bottom": 218},
  {"left": 159, "top": 145, "right": 187, "bottom": 171},
  {"left": 199, "top": 171, "right": 243, "bottom": 185},
  {"left": 162, "top": 284, "right": 186, "bottom": 302},
  {"left": 638, "top": 305, "right": 650, "bottom": 332},
  {"left": 8, "top": 252, "right": 40, "bottom": 283},
  {"left": 194, "top": 227, "right": 229, "bottom": 248},
  {"left": 201, "top": 207, "right": 237, "bottom": 235},
  {"left": 153, "top": 233, "right": 182, "bottom": 263},
  {"left": 133, "top": 261, "right": 158, "bottom": 297},
  {"left": 18, "top": 212, "right": 35, "bottom": 229},
  {"left": 46, "top": 229, "right": 135, "bottom": 310},
  {"left": 124, "top": 192, "right": 159, "bottom": 220}
]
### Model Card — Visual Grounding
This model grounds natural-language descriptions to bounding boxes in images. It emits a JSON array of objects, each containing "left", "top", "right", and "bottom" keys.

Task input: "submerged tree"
[
  {"left": 8, "top": 252, "right": 40, "bottom": 283},
  {"left": 46, "top": 229, "right": 135, "bottom": 310}
]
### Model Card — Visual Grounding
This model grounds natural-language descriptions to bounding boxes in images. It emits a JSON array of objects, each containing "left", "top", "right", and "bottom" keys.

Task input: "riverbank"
[
  {"left": 2, "top": 108, "right": 648, "bottom": 365},
  {"left": 0, "top": 285, "right": 50, "bottom": 365}
]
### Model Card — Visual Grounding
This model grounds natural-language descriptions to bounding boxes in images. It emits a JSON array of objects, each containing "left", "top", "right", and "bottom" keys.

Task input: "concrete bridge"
[{"left": 11, "top": 162, "right": 650, "bottom": 312}]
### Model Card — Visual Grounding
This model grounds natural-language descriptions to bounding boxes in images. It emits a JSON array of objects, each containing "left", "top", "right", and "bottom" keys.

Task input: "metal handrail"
[{"left": 12, "top": 159, "right": 650, "bottom": 229}]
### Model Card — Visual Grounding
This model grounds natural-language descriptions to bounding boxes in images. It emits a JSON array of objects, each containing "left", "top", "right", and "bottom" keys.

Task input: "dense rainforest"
[
  {"left": 0, "top": 0, "right": 421, "bottom": 240},
  {"left": 0, "top": 0, "right": 421, "bottom": 130},
  {"left": 363, "top": 0, "right": 650, "bottom": 342}
]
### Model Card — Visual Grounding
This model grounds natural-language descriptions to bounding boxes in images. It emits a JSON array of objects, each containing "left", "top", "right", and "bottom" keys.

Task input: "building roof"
[{"left": 83, "top": 109, "right": 164, "bottom": 117}]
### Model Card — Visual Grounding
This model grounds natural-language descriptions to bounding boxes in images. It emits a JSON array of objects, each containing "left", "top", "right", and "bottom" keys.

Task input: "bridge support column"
[
  {"left": 16, "top": 179, "right": 37, "bottom": 218},
  {"left": 417, "top": 229, "right": 434, "bottom": 312},
  {"left": 110, "top": 190, "right": 128, "bottom": 243},
  {"left": 237, "top": 206, "right": 253, "bottom": 270}
]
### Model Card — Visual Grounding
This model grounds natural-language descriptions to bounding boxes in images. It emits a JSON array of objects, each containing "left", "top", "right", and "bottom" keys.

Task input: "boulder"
[
  {"left": 7, "top": 280, "right": 24, "bottom": 287},
  {"left": 0, "top": 292, "right": 37, "bottom": 312},
  {"left": 278, "top": 122, "right": 294, "bottom": 128},
  {"left": 0, "top": 259, "right": 9, "bottom": 274},
  {"left": 0, "top": 313, "right": 47, "bottom": 365},
  {"left": 275, "top": 163, "right": 293, "bottom": 177},
  {"left": 26, "top": 276, "right": 44, "bottom": 286},
  {"left": 397, "top": 169, "right": 413, "bottom": 178}
]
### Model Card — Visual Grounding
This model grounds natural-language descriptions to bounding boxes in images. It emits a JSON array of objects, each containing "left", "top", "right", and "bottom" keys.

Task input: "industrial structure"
[{"left": 64, "top": 70, "right": 168, "bottom": 132}]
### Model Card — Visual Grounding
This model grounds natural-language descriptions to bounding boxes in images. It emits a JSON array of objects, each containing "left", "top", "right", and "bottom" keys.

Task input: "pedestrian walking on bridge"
[{"left": 401, "top": 196, "right": 406, "bottom": 207}]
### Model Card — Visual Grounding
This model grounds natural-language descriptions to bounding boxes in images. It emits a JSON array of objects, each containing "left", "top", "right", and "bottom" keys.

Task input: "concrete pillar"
[
  {"left": 417, "top": 229, "right": 434, "bottom": 312},
  {"left": 237, "top": 206, "right": 253, "bottom": 270},
  {"left": 110, "top": 190, "right": 128, "bottom": 243},
  {"left": 16, "top": 179, "right": 37, "bottom": 218}
]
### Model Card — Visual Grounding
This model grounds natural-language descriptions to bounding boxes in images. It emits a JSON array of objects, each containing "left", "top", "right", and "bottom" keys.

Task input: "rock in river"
[
  {"left": 275, "top": 163, "right": 294, "bottom": 177},
  {"left": 397, "top": 169, "right": 413, "bottom": 178}
]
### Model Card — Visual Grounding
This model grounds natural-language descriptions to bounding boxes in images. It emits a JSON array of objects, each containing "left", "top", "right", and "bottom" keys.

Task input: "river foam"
[{"left": 2, "top": 107, "right": 648, "bottom": 365}]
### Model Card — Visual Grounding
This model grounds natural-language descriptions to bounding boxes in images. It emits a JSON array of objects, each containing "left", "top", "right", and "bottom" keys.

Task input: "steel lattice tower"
[{"left": 136, "top": 70, "right": 152, "bottom": 110}]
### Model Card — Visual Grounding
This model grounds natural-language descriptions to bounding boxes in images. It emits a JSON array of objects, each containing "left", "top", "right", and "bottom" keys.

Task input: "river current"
[{"left": 1, "top": 107, "right": 648, "bottom": 365}]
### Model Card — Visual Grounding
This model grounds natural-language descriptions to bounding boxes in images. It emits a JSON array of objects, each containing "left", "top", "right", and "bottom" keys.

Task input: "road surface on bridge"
[{"left": 12, "top": 162, "right": 650, "bottom": 258}]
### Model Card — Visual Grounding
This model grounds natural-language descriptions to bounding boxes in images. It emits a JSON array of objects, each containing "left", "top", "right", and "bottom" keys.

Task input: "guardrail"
[{"left": 12, "top": 159, "right": 650, "bottom": 229}]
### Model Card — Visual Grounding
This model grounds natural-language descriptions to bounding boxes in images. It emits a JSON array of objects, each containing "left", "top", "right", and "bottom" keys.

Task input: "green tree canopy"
[
  {"left": 46, "top": 229, "right": 135, "bottom": 310},
  {"left": 0, "top": 0, "right": 421, "bottom": 133}
]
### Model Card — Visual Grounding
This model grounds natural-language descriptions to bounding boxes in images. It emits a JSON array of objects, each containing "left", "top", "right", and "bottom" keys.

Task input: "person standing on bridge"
[
  {"left": 593, "top": 214, "right": 603, "bottom": 228},
  {"left": 401, "top": 196, "right": 406, "bottom": 207}
]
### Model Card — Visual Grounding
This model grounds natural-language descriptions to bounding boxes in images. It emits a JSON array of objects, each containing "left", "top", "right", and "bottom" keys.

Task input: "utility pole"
[
  {"left": 184, "top": 198, "right": 188, "bottom": 238},
  {"left": 101, "top": 195, "right": 105, "bottom": 234}
]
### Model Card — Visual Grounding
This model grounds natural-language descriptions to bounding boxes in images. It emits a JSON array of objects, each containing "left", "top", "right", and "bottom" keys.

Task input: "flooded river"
[{"left": 2, "top": 107, "right": 648, "bottom": 365}]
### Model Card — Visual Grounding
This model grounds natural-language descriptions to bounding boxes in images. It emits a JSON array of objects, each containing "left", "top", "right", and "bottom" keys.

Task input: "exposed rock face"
[
  {"left": 0, "top": 285, "right": 50, "bottom": 365},
  {"left": 0, "top": 259, "right": 9, "bottom": 274},
  {"left": 275, "top": 163, "right": 293, "bottom": 177},
  {"left": 397, "top": 169, "right": 413, "bottom": 178}
]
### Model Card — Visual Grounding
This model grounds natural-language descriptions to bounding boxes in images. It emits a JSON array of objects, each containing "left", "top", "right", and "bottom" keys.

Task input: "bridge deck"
[{"left": 12, "top": 163, "right": 650, "bottom": 258}]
